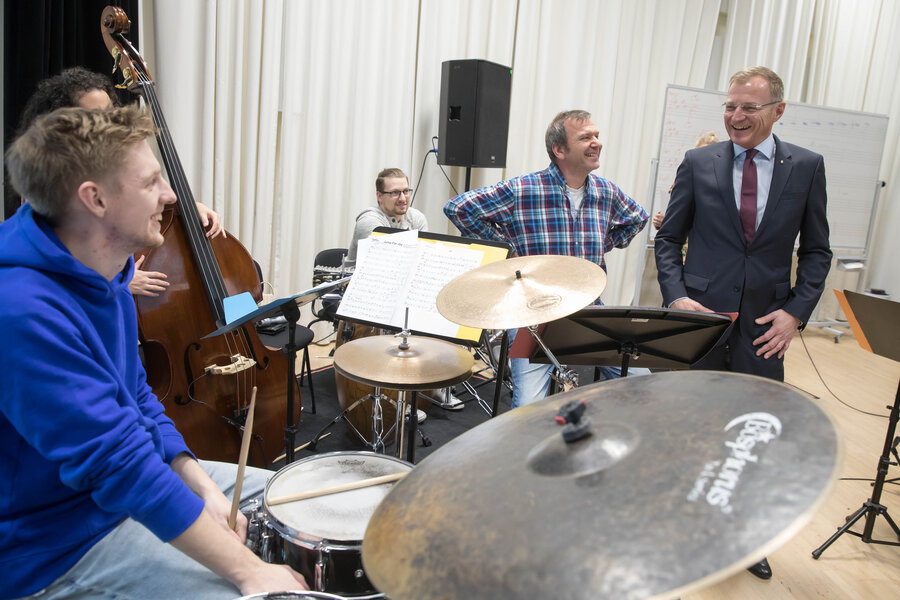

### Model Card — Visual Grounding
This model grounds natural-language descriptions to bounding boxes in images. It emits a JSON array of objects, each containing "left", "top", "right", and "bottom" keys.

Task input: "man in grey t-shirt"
[
  {"left": 344, "top": 167, "right": 428, "bottom": 267},
  {"left": 342, "top": 168, "right": 462, "bottom": 412}
]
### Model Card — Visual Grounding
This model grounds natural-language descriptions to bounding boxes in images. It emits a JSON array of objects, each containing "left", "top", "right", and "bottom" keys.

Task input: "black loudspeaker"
[{"left": 437, "top": 59, "right": 512, "bottom": 168}]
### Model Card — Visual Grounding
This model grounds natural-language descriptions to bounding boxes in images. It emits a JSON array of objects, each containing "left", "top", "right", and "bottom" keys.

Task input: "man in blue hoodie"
[{"left": 0, "top": 105, "right": 306, "bottom": 599}]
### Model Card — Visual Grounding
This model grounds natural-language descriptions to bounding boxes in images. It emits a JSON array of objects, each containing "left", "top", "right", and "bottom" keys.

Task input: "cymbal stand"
[
  {"left": 391, "top": 317, "right": 420, "bottom": 463},
  {"left": 526, "top": 325, "right": 578, "bottom": 393},
  {"left": 306, "top": 389, "right": 399, "bottom": 453},
  {"left": 458, "top": 329, "right": 513, "bottom": 416},
  {"left": 813, "top": 377, "right": 900, "bottom": 557}
]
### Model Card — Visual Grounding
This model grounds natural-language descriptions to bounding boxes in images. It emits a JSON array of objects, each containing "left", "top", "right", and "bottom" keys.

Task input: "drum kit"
[{"left": 239, "top": 255, "right": 841, "bottom": 600}]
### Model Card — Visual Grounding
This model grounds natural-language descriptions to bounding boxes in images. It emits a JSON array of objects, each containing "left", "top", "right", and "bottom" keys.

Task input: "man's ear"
[
  {"left": 76, "top": 180, "right": 107, "bottom": 217},
  {"left": 773, "top": 101, "right": 786, "bottom": 123},
  {"left": 552, "top": 144, "right": 566, "bottom": 161}
]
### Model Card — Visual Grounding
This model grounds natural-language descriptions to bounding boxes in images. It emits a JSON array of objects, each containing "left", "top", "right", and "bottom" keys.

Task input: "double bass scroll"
[{"left": 101, "top": 6, "right": 299, "bottom": 467}]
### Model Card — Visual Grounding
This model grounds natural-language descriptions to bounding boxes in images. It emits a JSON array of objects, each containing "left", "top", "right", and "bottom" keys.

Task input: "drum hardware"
[
  {"left": 436, "top": 255, "right": 608, "bottom": 416},
  {"left": 525, "top": 324, "right": 579, "bottom": 392},
  {"left": 455, "top": 330, "right": 514, "bottom": 416},
  {"left": 247, "top": 451, "right": 410, "bottom": 596},
  {"left": 274, "top": 432, "right": 332, "bottom": 463},
  {"left": 361, "top": 371, "right": 841, "bottom": 600},
  {"left": 308, "top": 391, "right": 396, "bottom": 454},
  {"left": 333, "top": 319, "right": 474, "bottom": 463},
  {"left": 307, "top": 388, "right": 432, "bottom": 455},
  {"left": 333, "top": 320, "right": 438, "bottom": 453},
  {"left": 236, "top": 592, "right": 384, "bottom": 599},
  {"left": 555, "top": 399, "right": 591, "bottom": 443}
]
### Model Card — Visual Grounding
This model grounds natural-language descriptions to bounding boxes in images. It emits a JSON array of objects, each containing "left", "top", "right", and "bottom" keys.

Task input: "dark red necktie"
[{"left": 740, "top": 148, "right": 758, "bottom": 245}]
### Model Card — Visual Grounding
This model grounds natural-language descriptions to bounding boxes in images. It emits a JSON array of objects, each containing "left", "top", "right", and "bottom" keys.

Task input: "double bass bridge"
[{"left": 205, "top": 354, "right": 257, "bottom": 376}]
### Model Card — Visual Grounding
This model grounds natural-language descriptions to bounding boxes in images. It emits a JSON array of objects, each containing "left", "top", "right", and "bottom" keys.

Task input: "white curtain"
[
  {"left": 146, "top": 0, "right": 899, "bottom": 313},
  {"left": 714, "top": 0, "right": 900, "bottom": 316},
  {"left": 805, "top": 0, "right": 900, "bottom": 302},
  {"left": 502, "top": 0, "right": 723, "bottom": 304},
  {"left": 411, "top": 0, "right": 518, "bottom": 236}
]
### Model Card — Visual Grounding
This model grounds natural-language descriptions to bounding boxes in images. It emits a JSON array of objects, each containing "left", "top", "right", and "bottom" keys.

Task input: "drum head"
[
  {"left": 236, "top": 591, "right": 371, "bottom": 599},
  {"left": 264, "top": 452, "right": 411, "bottom": 543}
]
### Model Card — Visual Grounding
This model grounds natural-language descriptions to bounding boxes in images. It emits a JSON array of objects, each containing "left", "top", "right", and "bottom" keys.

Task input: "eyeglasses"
[
  {"left": 722, "top": 100, "right": 781, "bottom": 114},
  {"left": 379, "top": 188, "right": 413, "bottom": 199}
]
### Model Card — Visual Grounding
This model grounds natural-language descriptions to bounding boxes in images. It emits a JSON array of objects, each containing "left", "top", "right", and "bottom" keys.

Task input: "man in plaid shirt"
[{"left": 445, "top": 109, "right": 649, "bottom": 408}]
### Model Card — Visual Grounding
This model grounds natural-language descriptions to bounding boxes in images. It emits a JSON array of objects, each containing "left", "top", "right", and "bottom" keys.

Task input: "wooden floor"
[
  {"left": 309, "top": 326, "right": 900, "bottom": 598},
  {"left": 683, "top": 327, "right": 900, "bottom": 600}
]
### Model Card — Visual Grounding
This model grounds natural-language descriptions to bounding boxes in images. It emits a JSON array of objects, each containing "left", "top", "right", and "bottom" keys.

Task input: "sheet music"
[
  {"left": 338, "top": 232, "right": 420, "bottom": 324},
  {"left": 398, "top": 243, "right": 484, "bottom": 336},
  {"left": 336, "top": 230, "right": 486, "bottom": 338}
]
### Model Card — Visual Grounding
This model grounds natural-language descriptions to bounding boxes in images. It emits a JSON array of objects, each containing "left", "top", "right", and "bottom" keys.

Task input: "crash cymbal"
[
  {"left": 333, "top": 334, "right": 474, "bottom": 390},
  {"left": 362, "top": 371, "right": 841, "bottom": 600},
  {"left": 435, "top": 255, "right": 607, "bottom": 329}
]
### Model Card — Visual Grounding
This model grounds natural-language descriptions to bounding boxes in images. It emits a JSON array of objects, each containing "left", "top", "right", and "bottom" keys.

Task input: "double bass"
[{"left": 101, "top": 7, "right": 299, "bottom": 467}]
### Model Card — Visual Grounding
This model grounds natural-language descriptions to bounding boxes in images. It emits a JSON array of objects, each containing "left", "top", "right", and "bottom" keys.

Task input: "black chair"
[
  {"left": 253, "top": 259, "right": 318, "bottom": 415},
  {"left": 256, "top": 319, "right": 318, "bottom": 415},
  {"left": 309, "top": 248, "right": 349, "bottom": 331}
]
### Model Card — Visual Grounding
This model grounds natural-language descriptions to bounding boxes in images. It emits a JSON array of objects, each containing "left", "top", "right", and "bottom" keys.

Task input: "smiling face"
[
  {"left": 724, "top": 76, "right": 786, "bottom": 150},
  {"left": 101, "top": 140, "right": 177, "bottom": 254},
  {"left": 554, "top": 118, "right": 603, "bottom": 185},
  {"left": 376, "top": 176, "right": 411, "bottom": 219}
]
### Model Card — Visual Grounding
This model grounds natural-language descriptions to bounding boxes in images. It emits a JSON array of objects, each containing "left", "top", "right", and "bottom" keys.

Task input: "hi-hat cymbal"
[
  {"left": 436, "top": 255, "right": 607, "bottom": 329},
  {"left": 333, "top": 334, "right": 474, "bottom": 390},
  {"left": 362, "top": 371, "right": 841, "bottom": 600}
]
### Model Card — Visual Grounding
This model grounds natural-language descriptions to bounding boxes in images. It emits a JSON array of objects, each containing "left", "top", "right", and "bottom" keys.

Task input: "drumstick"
[
  {"left": 228, "top": 386, "right": 257, "bottom": 530},
  {"left": 272, "top": 432, "right": 332, "bottom": 462},
  {"left": 267, "top": 471, "right": 408, "bottom": 506}
]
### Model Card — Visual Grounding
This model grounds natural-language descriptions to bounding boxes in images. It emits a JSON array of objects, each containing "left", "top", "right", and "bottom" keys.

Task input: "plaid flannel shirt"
[{"left": 444, "top": 162, "right": 648, "bottom": 270}]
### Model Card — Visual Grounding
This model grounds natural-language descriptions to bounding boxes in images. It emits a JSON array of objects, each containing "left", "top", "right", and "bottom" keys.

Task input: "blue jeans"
[
  {"left": 508, "top": 328, "right": 651, "bottom": 409},
  {"left": 18, "top": 461, "right": 271, "bottom": 600}
]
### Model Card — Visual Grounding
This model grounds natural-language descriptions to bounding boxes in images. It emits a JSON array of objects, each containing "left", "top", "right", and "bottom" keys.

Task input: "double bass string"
[
  {"left": 103, "top": 8, "right": 297, "bottom": 465},
  {"left": 136, "top": 68, "right": 257, "bottom": 418}
]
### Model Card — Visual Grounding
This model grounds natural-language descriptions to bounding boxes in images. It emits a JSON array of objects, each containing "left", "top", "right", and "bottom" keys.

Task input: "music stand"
[
  {"left": 203, "top": 277, "right": 350, "bottom": 464},
  {"left": 529, "top": 306, "right": 734, "bottom": 378},
  {"left": 812, "top": 290, "right": 900, "bottom": 557}
]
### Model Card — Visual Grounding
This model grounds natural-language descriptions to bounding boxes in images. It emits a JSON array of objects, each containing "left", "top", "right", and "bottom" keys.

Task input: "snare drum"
[
  {"left": 236, "top": 592, "right": 383, "bottom": 600},
  {"left": 334, "top": 320, "right": 433, "bottom": 445},
  {"left": 260, "top": 452, "right": 411, "bottom": 596}
]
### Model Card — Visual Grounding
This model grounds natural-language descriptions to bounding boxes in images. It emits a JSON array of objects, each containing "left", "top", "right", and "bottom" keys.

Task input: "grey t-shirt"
[{"left": 344, "top": 206, "right": 428, "bottom": 267}]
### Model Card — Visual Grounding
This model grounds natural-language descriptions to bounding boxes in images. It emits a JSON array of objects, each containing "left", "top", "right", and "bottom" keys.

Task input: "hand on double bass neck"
[
  {"left": 129, "top": 201, "right": 224, "bottom": 297},
  {"left": 196, "top": 201, "right": 226, "bottom": 239}
]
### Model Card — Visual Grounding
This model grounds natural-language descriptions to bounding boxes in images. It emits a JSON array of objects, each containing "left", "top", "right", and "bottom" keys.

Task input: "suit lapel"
[
  {"left": 713, "top": 142, "right": 744, "bottom": 242},
  {"left": 755, "top": 135, "right": 792, "bottom": 243}
]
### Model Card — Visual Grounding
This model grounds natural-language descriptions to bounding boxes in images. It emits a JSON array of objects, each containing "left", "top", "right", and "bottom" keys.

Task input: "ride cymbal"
[
  {"left": 333, "top": 334, "right": 474, "bottom": 390},
  {"left": 362, "top": 371, "right": 840, "bottom": 600},
  {"left": 436, "top": 255, "right": 607, "bottom": 329}
]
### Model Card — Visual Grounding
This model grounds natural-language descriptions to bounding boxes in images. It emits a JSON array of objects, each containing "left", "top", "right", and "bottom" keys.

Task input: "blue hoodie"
[{"left": 0, "top": 205, "right": 205, "bottom": 598}]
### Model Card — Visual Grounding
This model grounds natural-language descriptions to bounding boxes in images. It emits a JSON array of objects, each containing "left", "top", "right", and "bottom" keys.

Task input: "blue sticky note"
[{"left": 223, "top": 292, "right": 258, "bottom": 324}]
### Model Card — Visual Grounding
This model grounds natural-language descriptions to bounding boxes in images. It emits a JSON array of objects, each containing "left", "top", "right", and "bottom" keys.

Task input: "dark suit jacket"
[{"left": 655, "top": 135, "right": 832, "bottom": 377}]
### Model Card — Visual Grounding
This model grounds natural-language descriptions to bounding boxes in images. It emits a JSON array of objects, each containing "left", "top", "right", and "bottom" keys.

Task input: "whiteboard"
[{"left": 651, "top": 85, "right": 888, "bottom": 252}]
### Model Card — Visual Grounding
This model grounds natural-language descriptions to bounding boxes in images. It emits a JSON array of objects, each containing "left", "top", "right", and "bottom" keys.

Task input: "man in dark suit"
[
  {"left": 656, "top": 66, "right": 831, "bottom": 381},
  {"left": 655, "top": 66, "right": 832, "bottom": 580}
]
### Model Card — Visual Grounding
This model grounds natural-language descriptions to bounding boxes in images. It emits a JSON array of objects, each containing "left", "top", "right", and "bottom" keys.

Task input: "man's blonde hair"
[
  {"left": 729, "top": 66, "right": 784, "bottom": 102},
  {"left": 6, "top": 104, "right": 157, "bottom": 222}
]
